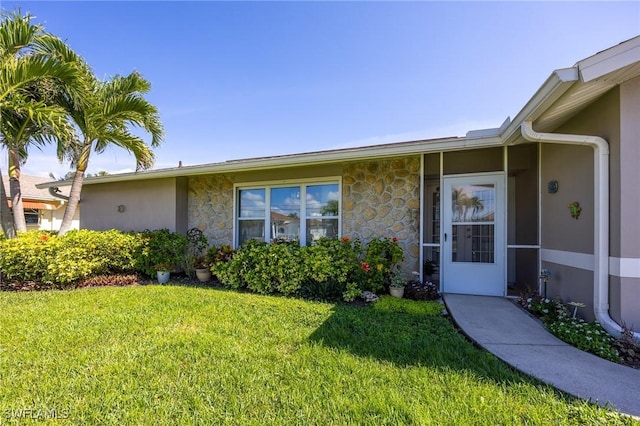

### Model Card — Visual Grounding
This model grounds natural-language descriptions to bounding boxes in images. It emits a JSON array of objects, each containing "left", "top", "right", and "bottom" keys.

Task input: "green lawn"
[{"left": 0, "top": 285, "right": 633, "bottom": 425}]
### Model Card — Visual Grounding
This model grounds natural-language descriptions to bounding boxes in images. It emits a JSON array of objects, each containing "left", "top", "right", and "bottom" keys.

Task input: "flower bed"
[{"left": 519, "top": 294, "right": 640, "bottom": 368}]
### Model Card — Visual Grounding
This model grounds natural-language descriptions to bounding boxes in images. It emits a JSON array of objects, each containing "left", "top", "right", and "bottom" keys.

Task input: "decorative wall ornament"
[
  {"left": 547, "top": 180, "right": 559, "bottom": 194},
  {"left": 567, "top": 202, "right": 581, "bottom": 219}
]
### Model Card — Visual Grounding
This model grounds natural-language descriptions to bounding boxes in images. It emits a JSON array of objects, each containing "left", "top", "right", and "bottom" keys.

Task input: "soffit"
[
  {"left": 534, "top": 61, "right": 640, "bottom": 133},
  {"left": 533, "top": 38, "right": 640, "bottom": 132},
  {"left": 532, "top": 80, "right": 615, "bottom": 132}
]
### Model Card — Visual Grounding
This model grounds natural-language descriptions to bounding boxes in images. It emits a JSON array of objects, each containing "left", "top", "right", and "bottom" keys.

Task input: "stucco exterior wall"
[
  {"left": 81, "top": 178, "right": 187, "bottom": 233},
  {"left": 539, "top": 87, "right": 627, "bottom": 323},
  {"left": 540, "top": 143, "right": 594, "bottom": 253},
  {"left": 614, "top": 76, "right": 640, "bottom": 327},
  {"left": 188, "top": 157, "right": 421, "bottom": 273}
]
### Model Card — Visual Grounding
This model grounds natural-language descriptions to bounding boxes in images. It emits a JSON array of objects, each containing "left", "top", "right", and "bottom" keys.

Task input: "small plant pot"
[
  {"left": 195, "top": 268, "right": 211, "bottom": 282},
  {"left": 390, "top": 286, "right": 405, "bottom": 298},
  {"left": 156, "top": 271, "right": 170, "bottom": 284}
]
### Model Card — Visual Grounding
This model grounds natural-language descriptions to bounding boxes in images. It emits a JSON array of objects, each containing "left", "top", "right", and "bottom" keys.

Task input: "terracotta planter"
[
  {"left": 390, "top": 286, "right": 405, "bottom": 298},
  {"left": 195, "top": 268, "right": 212, "bottom": 282},
  {"left": 156, "top": 270, "right": 170, "bottom": 284}
]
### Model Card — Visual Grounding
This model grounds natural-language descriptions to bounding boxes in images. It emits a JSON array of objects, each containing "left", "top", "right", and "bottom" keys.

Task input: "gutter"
[
  {"left": 36, "top": 135, "right": 503, "bottom": 189},
  {"left": 521, "top": 121, "right": 640, "bottom": 343}
]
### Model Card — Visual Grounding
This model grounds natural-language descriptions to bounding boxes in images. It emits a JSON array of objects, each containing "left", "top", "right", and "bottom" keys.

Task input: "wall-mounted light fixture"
[{"left": 117, "top": 205, "right": 126, "bottom": 213}]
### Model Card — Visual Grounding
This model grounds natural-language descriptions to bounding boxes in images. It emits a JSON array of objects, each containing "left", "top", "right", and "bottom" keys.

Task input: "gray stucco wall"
[
  {"left": 536, "top": 90, "right": 613, "bottom": 321},
  {"left": 614, "top": 76, "right": 640, "bottom": 327},
  {"left": 540, "top": 143, "right": 594, "bottom": 254},
  {"left": 81, "top": 178, "right": 186, "bottom": 233},
  {"left": 539, "top": 85, "right": 640, "bottom": 326}
]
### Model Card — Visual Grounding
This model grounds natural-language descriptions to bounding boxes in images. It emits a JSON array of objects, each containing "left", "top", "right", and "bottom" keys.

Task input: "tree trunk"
[
  {"left": 0, "top": 171, "right": 17, "bottom": 238},
  {"left": 58, "top": 170, "right": 84, "bottom": 236},
  {"left": 8, "top": 150, "right": 27, "bottom": 232},
  {"left": 59, "top": 143, "right": 91, "bottom": 236}
]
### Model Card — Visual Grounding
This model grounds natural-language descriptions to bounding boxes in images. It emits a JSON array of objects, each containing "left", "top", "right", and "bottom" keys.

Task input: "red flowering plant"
[{"left": 358, "top": 237, "right": 405, "bottom": 293}]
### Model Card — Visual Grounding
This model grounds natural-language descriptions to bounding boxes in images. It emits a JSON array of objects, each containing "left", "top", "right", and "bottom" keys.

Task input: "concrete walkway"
[{"left": 443, "top": 294, "right": 640, "bottom": 418}]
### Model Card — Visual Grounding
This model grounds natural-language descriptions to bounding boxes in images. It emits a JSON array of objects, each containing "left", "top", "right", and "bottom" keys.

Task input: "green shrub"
[
  {"left": 213, "top": 239, "right": 266, "bottom": 290},
  {"left": 0, "top": 230, "right": 140, "bottom": 286},
  {"left": 214, "top": 241, "right": 306, "bottom": 295},
  {"left": 134, "top": 229, "right": 189, "bottom": 277},
  {"left": 215, "top": 236, "right": 406, "bottom": 302},
  {"left": 360, "top": 237, "right": 404, "bottom": 293},
  {"left": 0, "top": 231, "right": 60, "bottom": 282},
  {"left": 298, "top": 238, "right": 361, "bottom": 301}
]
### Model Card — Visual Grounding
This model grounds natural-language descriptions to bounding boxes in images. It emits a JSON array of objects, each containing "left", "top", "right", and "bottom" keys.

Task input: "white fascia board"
[
  {"left": 36, "top": 135, "right": 502, "bottom": 188},
  {"left": 578, "top": 36, "right": 640, "bottom": 83},
  {"left": 500, "top": 67, "right": 579, "bottom": 143}
]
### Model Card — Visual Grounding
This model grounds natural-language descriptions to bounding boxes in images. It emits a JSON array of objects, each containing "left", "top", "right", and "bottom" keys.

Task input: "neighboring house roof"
[
  {"left": 36, "top": 36, "right": 640, "bottom": 189},
  {"left": 3, "top": 175, "right": 70, "bottom": 209}
]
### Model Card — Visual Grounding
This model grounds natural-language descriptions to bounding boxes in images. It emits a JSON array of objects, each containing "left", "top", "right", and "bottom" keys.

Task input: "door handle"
[{"left": 444, "top": 233, "right": 447, "bottom": 242}]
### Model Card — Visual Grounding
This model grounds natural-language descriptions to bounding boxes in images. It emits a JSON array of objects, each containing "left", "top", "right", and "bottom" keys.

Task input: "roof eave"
[
  {"left": 578, "top": 36, "right": 640, "bottom": 82},
  {"left": 37, "top": 135, "right": 505, "bottom": 188},
  {"left": 501, "top": 67, "right": 579, "bottom": 144}
]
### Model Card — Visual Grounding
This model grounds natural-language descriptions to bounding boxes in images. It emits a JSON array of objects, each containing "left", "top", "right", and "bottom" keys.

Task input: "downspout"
[
  {"left": 48, "top": 186, "right": 69, "bottom": 202},
  {"left": 521, "top": 121, "right": 640, "bottom": 343}
]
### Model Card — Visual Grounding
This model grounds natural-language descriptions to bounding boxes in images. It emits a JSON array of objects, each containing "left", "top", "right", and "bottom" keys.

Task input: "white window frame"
[
  {"left": 234, "top": 177, "right": 342, "bottom": 247},
  {"left": 24, "top": 208, "right": 41, "bottom": 226}
]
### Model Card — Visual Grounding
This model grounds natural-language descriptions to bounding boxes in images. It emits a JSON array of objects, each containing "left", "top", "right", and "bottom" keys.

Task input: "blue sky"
[{"left": 1, "top": 1, "right": 638, "bottom": 178}]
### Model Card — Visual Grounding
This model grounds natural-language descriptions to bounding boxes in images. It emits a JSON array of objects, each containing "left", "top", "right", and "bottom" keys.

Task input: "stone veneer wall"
[
  {"left": 342, "top": 156, "right": 421, "bottom": 273},
  {"left": 188, "top": 175, "right": 235, "bottom": 245},
  {"left": 187, "top": 156, "right": 422, "bottom": 273}
]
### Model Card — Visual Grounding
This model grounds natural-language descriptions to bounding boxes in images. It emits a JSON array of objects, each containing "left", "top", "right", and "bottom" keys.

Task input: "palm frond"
[
  {"left": 96, "top": 128, "right": 156, "bottom": 171},
  {"left": 0, "top": 55, "right": 79, "bottom": 102},
  {"left": 0, "top": 10, "right": 40, "bottom": 58}
]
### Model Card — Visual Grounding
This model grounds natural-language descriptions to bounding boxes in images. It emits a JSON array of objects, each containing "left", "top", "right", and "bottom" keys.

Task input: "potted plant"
[
  {"left": 154, "top": 263, "right": 172, "bottom": 284},
  {"left": 193, "top": 256, "right": 211, "bottom": 282},
  {"left": 389, "top": 270, "right": 406, "bottom": 298},
  {"left": 424, "top": 259, "right": 438, "bottom": 278},
  {"left": 183, "top": 228, "right": 209, "bottom": 279}
]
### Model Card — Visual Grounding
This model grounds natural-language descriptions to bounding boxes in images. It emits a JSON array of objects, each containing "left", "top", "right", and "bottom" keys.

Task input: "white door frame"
[{"left": 441, "top": 172, "right": 506, "bottom": 296}]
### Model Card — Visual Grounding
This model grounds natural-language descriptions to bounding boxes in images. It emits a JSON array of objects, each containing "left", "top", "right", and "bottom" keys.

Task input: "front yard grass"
[{"left": 0, "top": 285, "right": 633, "bottom": 424}]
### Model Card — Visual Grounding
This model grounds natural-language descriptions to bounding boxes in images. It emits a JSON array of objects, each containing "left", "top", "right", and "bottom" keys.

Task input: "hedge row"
[
  {"left": 213, "top": 237, "right": 404, "bottom": 301},
  {"left": 0, "top": 230, "right": 140, "bottom": 286},
  {"left": 0, "top": 229, "right": 189, "bottom": 287},
  {"left": 0, "top": 230, "right": 406, "bottom": 302}
]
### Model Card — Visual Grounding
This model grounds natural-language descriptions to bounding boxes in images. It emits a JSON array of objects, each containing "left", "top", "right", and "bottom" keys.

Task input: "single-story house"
[
  {"left": 2, "top": 174, "right": 79, "bottom": 231},
  {"left": 38, "top": 36, "right": 640, "bottom": 339}
]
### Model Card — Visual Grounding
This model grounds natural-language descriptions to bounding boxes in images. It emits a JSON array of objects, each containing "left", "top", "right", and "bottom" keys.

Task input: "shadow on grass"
[{"left": 307, "top": 298, "right": 536, "bottom": 385}]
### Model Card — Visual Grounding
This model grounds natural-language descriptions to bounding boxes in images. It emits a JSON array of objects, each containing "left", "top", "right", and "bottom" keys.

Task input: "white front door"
[{"left": 442, "top": 173, "right": 505, "bottom": 296}]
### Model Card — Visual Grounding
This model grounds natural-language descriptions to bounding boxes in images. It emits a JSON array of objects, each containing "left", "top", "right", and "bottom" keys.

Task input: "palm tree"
[
  {"left": 1, "top": 81, "right": 76, "bottom": 231},
  {"left": 58, "top": 71, "right": 164, "bottom": 235},
  {"left": 0, "top": 11, "right": 81, "bottom": 236},
  {"left": 0, "top": 173, "right": 15, "bottom": 238}
]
